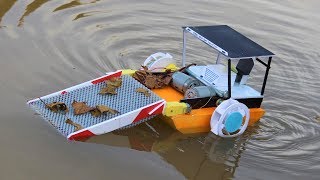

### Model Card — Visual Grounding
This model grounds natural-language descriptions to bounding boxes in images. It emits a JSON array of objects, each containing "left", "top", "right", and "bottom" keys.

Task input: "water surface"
[{"left": 1, "top": 0, "right": 320, "bottom": 179}]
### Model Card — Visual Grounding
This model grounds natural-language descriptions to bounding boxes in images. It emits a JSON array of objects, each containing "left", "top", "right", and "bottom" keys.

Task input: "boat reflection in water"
[{"left": 87, "top": 116, "right": 256, "bottom": 179}]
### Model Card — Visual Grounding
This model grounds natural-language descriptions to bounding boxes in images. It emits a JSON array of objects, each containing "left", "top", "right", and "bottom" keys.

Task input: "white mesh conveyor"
[{"left": 27, "top": 71, "right": 165, "bottom": 140}]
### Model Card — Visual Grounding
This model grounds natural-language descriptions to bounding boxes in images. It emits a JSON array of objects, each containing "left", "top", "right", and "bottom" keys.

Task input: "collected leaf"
[
  {"left": 90, "top": 108, "right": 102, "bottom": 117},
  {"left": 141, "top": 66, "right": 149, "bottom": 71},
  {"left": 106, "top": 77, "right": 122, "bottom": 88},
  {"left": 99, "top": 86, "right": 117, "bottom": 95},
  {"left": 97, "top": 105, "right": 119, "bottom": 114},
  {"left": 65, "top": 119, "right": 83, "bottom": 132},
  {"left": 136, "top": 88, "right": 151, "bottom": 97},
  {"left": 132, "top": 67, "right": 173, "bottom": 89},
  {"left": 133, "top": 70, "right": 148, "bottom": 82},
  {"left": 72, "top": 100, "right": 95, "bottom": 115},
  {"left": 162, "top": 74, "right": 173, "bottom": 85},
  {"left": 46, "top": 102, "right": 68, "bottom": 113},
  {"left": 99, "top": 77, "right": 122, "bottom": 95},
  {"left": 90, "top": 105, "right": 119, "bottom": 117},
  {"left": 145, "top": 75, "right": 157, "bottom": 89}
]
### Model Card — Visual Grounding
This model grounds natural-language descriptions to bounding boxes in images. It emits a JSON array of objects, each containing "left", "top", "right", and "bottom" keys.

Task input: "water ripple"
[{"left": 1, "top": 0, "right": 320, "bottom": 179}]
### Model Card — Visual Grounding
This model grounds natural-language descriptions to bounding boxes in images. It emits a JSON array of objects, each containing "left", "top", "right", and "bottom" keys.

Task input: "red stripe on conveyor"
[
  {"left": 68, "top": 130, "right": 95, "bottom": 141},
  {"left": 133, "top": 102, "right": 164, "bottom": 123},
  {"left": 91, "top": 71, "right": 122, "bottom": 84}
]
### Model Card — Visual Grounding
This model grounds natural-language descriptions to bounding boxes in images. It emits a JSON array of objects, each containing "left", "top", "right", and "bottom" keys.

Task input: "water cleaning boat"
[{"left": 27, "top": 25, "right": 274, "bottom": 140}]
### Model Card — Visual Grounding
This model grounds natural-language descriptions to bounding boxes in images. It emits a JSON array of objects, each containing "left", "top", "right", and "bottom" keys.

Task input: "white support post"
[{"left": 182, "top": 29, "right": 186, "bottom": 67}]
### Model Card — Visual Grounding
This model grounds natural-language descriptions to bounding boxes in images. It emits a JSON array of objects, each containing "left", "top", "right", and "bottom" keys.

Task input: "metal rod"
[
  {"left": 261, "top": 57, "right": 272, "bottom": 95},
  {"left": 228, "top": 59, "right": 232, "bottom": 98},
  {"left": 216, "top": 53, "right": 221, "bottom": 64},
  {"left": 182, "top": 29, "right": 186, "bottom": 67},
  {"left": 256, "top": 57, "right": 268, "bottom": 67}
]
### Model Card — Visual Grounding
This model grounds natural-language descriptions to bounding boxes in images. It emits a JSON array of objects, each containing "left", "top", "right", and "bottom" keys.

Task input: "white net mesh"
[{"left": 29, "top": 75, "right": 162, "bottom": 137}]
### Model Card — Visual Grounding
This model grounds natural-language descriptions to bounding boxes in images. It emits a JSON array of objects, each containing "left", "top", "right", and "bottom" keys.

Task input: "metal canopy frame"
[{"left": 182, "top": 26, "right": 274, "bottom": 98}]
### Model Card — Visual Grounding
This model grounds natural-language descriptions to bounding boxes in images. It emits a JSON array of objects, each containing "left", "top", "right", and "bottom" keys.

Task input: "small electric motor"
[
  {"left": 171, "top": 72, "right": 200, "bottom": 93},
  {"left": 184, "top": 86, "right": 216, "bottom": 99}
]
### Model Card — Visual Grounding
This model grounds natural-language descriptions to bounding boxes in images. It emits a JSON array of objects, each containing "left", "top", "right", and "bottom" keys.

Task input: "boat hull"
[{"left": 152, "top": 86, "right": 265, "bottom": 134}]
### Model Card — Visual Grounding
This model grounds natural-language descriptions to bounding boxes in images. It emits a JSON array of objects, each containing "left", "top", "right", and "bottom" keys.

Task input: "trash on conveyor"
[
  {"left": 99, "top": 77, "right": 122, "bottom": 95},
  {"left": 90, "top": 105, "right": 119, "bottom": 117},
  {"left": 39, "top": 98, "right": 69, "bottom": 113},
  {"left": 65, "top": 119, "right": 83, "bottom": 132},
  {"left": 133, "top": 67, "right": 173, "bottom": 89},
  {"left": 136, "top": 88, "right": 151, "bottom": 97},
  {"left": 72, "top": 100, "right": 95, "bottom": 115}
]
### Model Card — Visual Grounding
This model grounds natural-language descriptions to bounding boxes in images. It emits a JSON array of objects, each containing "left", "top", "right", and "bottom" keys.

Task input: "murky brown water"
[{"left": 1, "top": 0, "right": 320, "bottom": 179}]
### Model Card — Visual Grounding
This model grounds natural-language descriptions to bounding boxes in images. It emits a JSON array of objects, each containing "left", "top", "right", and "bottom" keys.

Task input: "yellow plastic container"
[{"left": 163, "top": 102, "right": 190, "bottom": 116}]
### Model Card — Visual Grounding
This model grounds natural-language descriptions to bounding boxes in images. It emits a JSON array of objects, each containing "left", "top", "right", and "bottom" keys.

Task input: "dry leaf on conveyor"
[
  {"left": 65, "top": 119, "right": 83, "bottom": 132},
  {"left": 90, "top": 109, "right": 101, "bottom": 117},
  {"left": 72, "top": 100, "right": 95, "bottom": 115},
  {"left": 90, "top": 105, "right": 119, "bottom": 117},
  {"left": 99, "top": 86, "right": 117, "bottom": 95},
  {"left": 46, "top": 102, "right": 68, "bottom": 113},
  {"left": 136, "top": 88, "right": 151, "bottom": 97},
  {"left": 99, "top": 77, "right": 122, "bottom": 95},
  {"left": 106, "top": 77, "right": 122, "bottom": 88},
  {"left": 97, "top": 105, "right": 119, "bottom": 114}
]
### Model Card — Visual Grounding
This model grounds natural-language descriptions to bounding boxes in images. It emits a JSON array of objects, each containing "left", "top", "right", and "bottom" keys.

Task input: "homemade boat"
[{"left": 27, "top": 25, "right": 274, "bottom": 140}]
